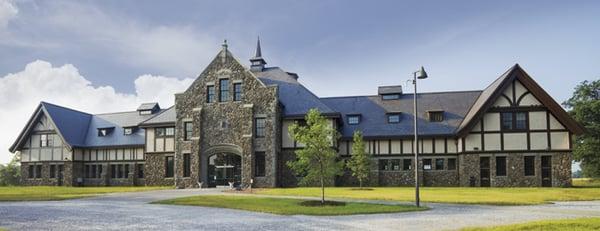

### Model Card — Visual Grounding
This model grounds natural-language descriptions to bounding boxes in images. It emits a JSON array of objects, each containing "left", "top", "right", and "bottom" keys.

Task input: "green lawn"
[
  {"left": 257, "top": 185, "right": 600, "bottom": 205},
  {"left": 573, "top": 178, "right": 600, "bottom": 188},
  {"left": 0, "top": 186, "right": 171, "bottom": 201},
  {"left": 462, "top": 217, "right": 600, "bottom": 231},
  {"left": 154, "top": 195, "right": 426, "bottom": 215}
]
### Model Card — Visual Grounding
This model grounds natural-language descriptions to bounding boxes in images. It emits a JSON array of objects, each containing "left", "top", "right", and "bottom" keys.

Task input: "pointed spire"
[
  {"left": 250, "top": 36, "right": 267, "bottom": 72},
  {"left": 255, "top": 36, "right": 262, "bottom": 58}
]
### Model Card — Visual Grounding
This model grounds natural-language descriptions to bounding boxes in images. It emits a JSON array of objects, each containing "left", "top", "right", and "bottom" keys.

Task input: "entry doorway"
[
  {"left": 480, "top": 157, "right": 490, "bottom": 187},
  {"left": 207, "top": 153, "right": 241, "bottom": 187},
  {"left": 541, "top": 156, "right": 552, "bottom": 187}
]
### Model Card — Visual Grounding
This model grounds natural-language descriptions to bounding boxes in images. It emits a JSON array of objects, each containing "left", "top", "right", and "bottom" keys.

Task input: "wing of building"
[{"left": 9, "top": 40, "right": 584, "bottom": 187}]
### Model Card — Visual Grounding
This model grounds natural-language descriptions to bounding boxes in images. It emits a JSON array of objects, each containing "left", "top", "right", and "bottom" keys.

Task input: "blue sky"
[{"left": 0, "top": 0, "right": 599, "bottom": 164}]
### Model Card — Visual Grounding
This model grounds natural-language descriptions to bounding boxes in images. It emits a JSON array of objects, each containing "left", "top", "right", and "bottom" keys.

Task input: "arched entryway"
[{"left": 207, "top": 153, "right": 241, "bottom": 187}]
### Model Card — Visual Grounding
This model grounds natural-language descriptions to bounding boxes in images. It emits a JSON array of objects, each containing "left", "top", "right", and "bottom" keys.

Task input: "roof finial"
[
  {"left": 250, "top": 36, "right": 267, "bottom": 72},
  {"left": 255, "top": 36, "right": 262, "bottom": 58}
]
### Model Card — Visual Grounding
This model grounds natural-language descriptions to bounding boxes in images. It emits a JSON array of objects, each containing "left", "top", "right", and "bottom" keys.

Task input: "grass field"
[
  {"left": 462, "top": 217, "right": 600, "bottom": 231},
  {"left": 257, "top": 179, "right": 600, "bottom": 205},
  {"left": 573, "top": 178, "right": 600, "bottom": 188},
  {"left": 154, "top": 195, "right": 426, "bottom": 215},
  {"left": 0, "top": 186, "right": 171, "bottom": 201}
]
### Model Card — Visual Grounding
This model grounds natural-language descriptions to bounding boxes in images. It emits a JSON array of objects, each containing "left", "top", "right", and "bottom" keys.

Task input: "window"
[
  {"left": 379, "top": 159, "right": 390, "bottom": 171},
  {"left": 219, "top": 79, "right": 229, "bottom": 102},
  {"left": 206, "top": 85, "right": 215, "bottom": 103},
  {"left": 165, "top": 156, "right": 174, "bottom": 177},
  {"left": 255, "top": 152, "right": 266, "bottom": 177},
  {"left": 156, "top": 127, "right": 174, "bottom": 137},
  {"left": 233, "top": 83, "right": 243, "bottom": 101},
  {"left": 524, "top": 156, "right": 535, "bottom": 176},
  {"left": 111, "top": 165, "right": 116, "bottom": 178},
  {"left": 91, "top": 165, "right": 97, "bottom": 178},
  {"left": 35, "top": 165, "right": 42, "bottom": 178},
  {"left": 501, "top": 112, "right": 528, "bottom": 131},
  {"left": 139, "top": 110, "right": 152, "bottom": 115},
  {"left": 124, "top": 127, "right": 134, "bottom": 135},
  {"left": 496, "top": 156, "right": 507, "bottom": 176},
  {"left": 184, "top": 122, "right": 193, "bottom": 141},
  {"left": 118, "top": 164, "right": 123, "bottom": 178},
  {"left": 40, "top": 134, "right": 49, "bottom": 147},
  {"left": 98, "top": 165, "right": 102, "bottom": 178},
  {"left": 448, "top": 158, "right": 456, "bottom": 170},
  {"left": 84, "top": 164, "right": 90, "bottom": 178},
  {"left": 515, "top": 112, "right": 527, "bottom": 130},
  {"left": 124, "top": 164, "right": 130, "bottom": 178},
  {"left": 183, "top": 154, "right": 191, "bottom": 177},
  {"left": 391, "top": 159, "right": 401, "bottom": 170},
  {"left": 382, "top": 94, "right": 400, "bottom": 100},
  {"left": 137, "top": 164, "right": 144, "bottom": 178},
  {"left": 387, "top": 114, "right": 401, "bottom": 123},
  {"left": 435, "top": 158, "right": 445, "bottom": 170},
  {"left": 403, "top": 159, "right": 412, "bottom": 170},
  {"left": 28, "top": 165, "right": 34, "bottom": 178},
  {"left": 429, "top": 111, "right": 444, "bottom": 122},
  {"left": 501, "top": 112, "right": 513, "bottom": 130},
  {"left": 50, "top": 165, "right": 56, "bottom": 178},
  {"left": 347, "top": 115, "right": 360, "bottom": 125},
  {"left": 255, "top": 118, "right": 266, "bottom": 138},
  {"left": 423, "top": 159, "right": 432, "bottom": 170},
  {"left": 98, "top": 128, "right": 111, "bottom": 137}
]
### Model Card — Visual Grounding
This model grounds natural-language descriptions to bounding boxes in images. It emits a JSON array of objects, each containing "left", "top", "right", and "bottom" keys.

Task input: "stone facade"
[{"left": 174, "top": 47, "right": 278, "bottom": 188}]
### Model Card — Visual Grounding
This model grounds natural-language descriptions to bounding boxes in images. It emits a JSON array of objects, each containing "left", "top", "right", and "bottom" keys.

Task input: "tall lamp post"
[{"left": 412, "top": 66, "right": 428, "bottom": 207}]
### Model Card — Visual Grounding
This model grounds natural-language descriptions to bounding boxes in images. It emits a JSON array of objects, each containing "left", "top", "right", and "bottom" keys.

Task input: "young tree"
[
  {"left": 0, "top": 154, "right": 21, "bottom": 186},
  {"left": 563, "top": 80, "right": 600, "bottom": 177},
  {"left": 288, "top": 108, "right": 343, "bottom": 204},
  {"left": 346, "top": 130, "right": 370, "bottom": 189}
]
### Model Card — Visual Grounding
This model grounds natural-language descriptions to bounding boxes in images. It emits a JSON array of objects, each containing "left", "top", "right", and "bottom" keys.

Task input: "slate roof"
[
  {"left": 254, "top": 67, "right": 337, "bottom": 117},
  {"left": 321, "top": 91, "right": 482, "bottom": 138},
  {"left": 82, "top": 110, "right": 162, "bottom": 148},
  {"left": 137, "top": 102, "right": 160, "bottom": 111},
  {"left": 139, "top": 106, "right": 176, "bottom": 126},
  {"left": 40, "top": 102, "right": 92, "bottom": 147}
]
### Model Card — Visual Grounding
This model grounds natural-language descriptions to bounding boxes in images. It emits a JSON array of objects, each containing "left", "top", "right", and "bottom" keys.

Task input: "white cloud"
[
  {"left": 0, "top": 60, "right": 193, "bottom": 164},
  {"left": 0, "top": 0, "right": 18, "bottom": 29}
]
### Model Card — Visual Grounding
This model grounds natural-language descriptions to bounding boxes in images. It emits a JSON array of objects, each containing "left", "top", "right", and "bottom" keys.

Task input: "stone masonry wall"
[{"left": 175, "top": 48, "right": 278, "bottom": 188}]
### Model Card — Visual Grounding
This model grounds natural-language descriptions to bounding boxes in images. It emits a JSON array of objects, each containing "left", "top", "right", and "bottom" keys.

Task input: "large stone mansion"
[{"left": 9, "top": 40, "right": 584, "bottom": 188}]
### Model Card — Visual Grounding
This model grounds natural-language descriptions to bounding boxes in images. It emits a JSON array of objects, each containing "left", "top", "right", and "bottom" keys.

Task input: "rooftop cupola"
[
  {"left": 250, "top": 37, "right": 267, "bottom": 72},
  {"left": 378, "top": 85, "right": 403, "bottom": 100}
]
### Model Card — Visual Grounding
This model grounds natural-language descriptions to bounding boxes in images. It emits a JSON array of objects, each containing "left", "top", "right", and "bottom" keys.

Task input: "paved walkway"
[{"left": 1, "top": 189, "right": 599, "bottom": 231}]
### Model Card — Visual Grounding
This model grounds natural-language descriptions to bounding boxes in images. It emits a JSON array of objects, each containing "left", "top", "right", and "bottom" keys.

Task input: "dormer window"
[
  {"left": 382, "top": 94, "right": 400, "bottom": 100},
  {"left": 98, "top": 127, "right": 114, "bottom": 137},
  {"left": 137, "top": 103, "right": 160, "bottom": 115},
  {"left": 124, "top": 127, "right": 136, "bottom": 135},
  {"left": 428, "top": 110, "right": 444, "bottom": 122},
  {"left": 387, "top": 113, "right": 401, "bottom": 123},
  {"left": 347, "top": 114, "right": 361, "bottom": 125},
  {"left": 139, "top": 110, "right": 152, "bottom": 115}
]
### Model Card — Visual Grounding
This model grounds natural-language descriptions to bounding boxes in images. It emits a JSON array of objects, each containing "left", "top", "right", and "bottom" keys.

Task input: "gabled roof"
[
  {"left": 255, "top": 67, "right": 337, "bottom": 117},
  {"left": 456, "top": 64, "right": 585, "bottom": 136},
  {"left": 137, "top": 102, "right": 160, "bottom": 111},
  {"left": 139, "top": 106, "right": 176, "bottom": 126},
  {"left": 39, "top": 102, "right": 93, "bottom": 147},
  {"left": 82, "top": 110, "right": 160, "bottom": 148},
  {"left": 321, "top": 91, "right": 481, "bottom": 138}
]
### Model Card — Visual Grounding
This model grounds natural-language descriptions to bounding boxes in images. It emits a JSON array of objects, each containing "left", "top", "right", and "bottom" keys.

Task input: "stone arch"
[{"left": 200, "top": 143, "right": 244, "bottom": 187}]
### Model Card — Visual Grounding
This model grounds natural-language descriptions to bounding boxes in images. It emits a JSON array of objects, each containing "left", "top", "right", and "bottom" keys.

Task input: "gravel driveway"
[{"left": 1, "top": 189, "right": 599, "bottom": 231}]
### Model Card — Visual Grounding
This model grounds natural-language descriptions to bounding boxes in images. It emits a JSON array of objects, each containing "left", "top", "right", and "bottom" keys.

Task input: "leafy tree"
[
  {"left": 0, "top": 153, "right": 21, "bottom": 186},
  {"left": 346, "top": 130, "right": 370, "bottom": 188},
  {"left": 563, "top": 80, "right": 600, "bottom": 177},
  {"left": 288, "top": 108, "right": 343, "bottom": 204}
]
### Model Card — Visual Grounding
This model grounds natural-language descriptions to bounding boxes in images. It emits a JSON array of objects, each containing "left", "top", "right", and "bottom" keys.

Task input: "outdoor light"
[{"left": 412, "top": 66, "right": 428, "bottom": 207}]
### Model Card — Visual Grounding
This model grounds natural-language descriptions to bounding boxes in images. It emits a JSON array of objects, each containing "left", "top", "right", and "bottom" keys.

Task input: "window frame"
[
  {"left": 165, "top": 156, "right": 174, "bottom": 178},
  {"left": 183, "top": 153, "right": 191, "bottom": 177},
  {"left": 137, "top": 164, "right": 144, "bottom": 178},
  {"left": 447, "top": 158, "right": 456, "bottom": 170},
  {"left": 428, "top": 111, "right": 444, "bottom": 122},
  {"left": 496, "top": 156, "right": 507, "bottom": 176},
  {"left": 255, "top": 152, "right": 266, "bottom": 177},
  {"left": 233, "top": 82, "right": 243, "bottom": 101},
  {"left": 255, "top": 118, "right": 266, "bottom": 138},
  {"left": 381, "top": 94, "right": 400, "bottom": 100},
  {"left": 402, "top": 159, "right": 412, "bottom": 171},
  {"left": 184, "top": 122, "right": 193, "bottom": 141},
  {"left": 347, "top": 114, "right": 361, "bottom": 125},
  {"left": 435, "top": 158, "right": 445, "bottom": 170},
  {"left": 387, "top": 113, "right": 401, "bottom": 124},
  {"left": 40, "top": 134, "right": 49, "bottom": 147},
  {"left": 219, "top": 79, "right": 229, "bottom": 102},
  {"left": 501, "top": 112, "right": 528, "bottom": 131},
  {"left": 423, "top": 159, "right": 432, "bottom": 170},
  {"left": 524, "top": 156, "right": 535, "bottom": 176},
  {"left": 206, "top": 85, "right": 215, "bottom": 103}
]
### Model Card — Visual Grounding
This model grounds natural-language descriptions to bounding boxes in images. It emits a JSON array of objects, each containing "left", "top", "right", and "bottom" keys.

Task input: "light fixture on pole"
[{"left": 412, "top": 66, "right": 427, "bottom": 207}]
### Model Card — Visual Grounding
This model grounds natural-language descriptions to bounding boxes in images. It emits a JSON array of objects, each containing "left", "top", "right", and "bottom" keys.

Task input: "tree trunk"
[
  {"left": 359, "top": 179, "right": 363, "bottom": 189},
  {"left": 320, "top": 164, "right": 325, "bottom": 204}
]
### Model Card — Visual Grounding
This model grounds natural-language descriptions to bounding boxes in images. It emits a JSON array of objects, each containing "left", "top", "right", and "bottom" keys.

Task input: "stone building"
[{"left": 9, "top": 40, "right": 584, "bottom": 187}]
